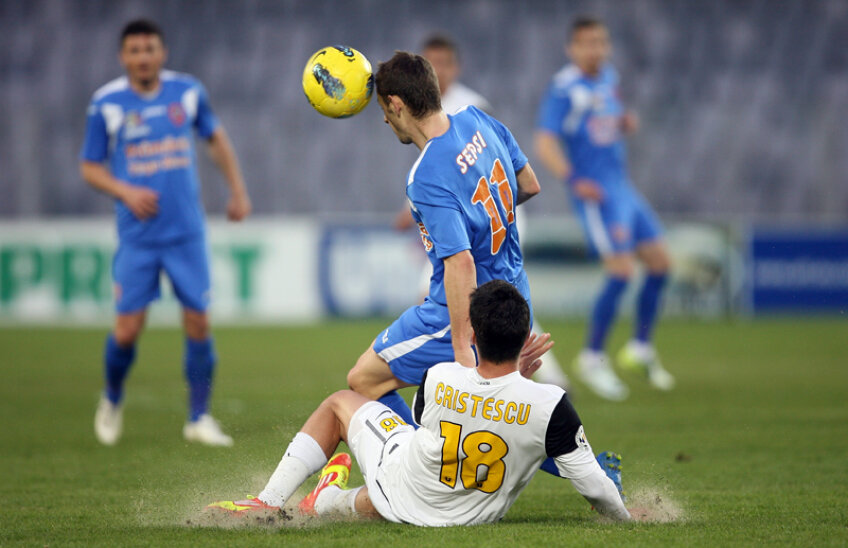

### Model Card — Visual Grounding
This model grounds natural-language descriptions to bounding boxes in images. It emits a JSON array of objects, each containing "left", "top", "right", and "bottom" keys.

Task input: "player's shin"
[
  {"left": 104, "top": 334, "right": 135, "bottom": 403},
  {"left": 588, "top": 276, "right": 628, "bottom": 351},
  {"left": 258, "top": 432, "right": 328, "bottom": 507},
  {"left": 184, "top": 337, "right": 215, "bottom": 421},
  {"left": 635, "top": 273, "right": 667, "bottom": 343}
]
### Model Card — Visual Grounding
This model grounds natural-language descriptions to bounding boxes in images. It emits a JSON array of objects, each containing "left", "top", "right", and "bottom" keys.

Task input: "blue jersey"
[
  {"left": 407, "top": 106, "right": 530, "bottom": 307},
  {"left": 536, "top": 63, "right": 629, "bottom": 191},
  {"left": 81, "top": 70, "right": 220, "bottom": 244}
]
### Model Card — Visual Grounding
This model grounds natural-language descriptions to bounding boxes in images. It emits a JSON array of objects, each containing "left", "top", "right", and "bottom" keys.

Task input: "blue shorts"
[
  {"left": 112, "top": 236, "right": 211, "bottom": 314},
  {"left": 572, "top": 185, "right": 664, "bottom": 257},
  {"left": 372, "top": 278, "right": 534, "bottom": 385},
  {"left": 372, "top": 300, "right": 455, "bottom": 385}
]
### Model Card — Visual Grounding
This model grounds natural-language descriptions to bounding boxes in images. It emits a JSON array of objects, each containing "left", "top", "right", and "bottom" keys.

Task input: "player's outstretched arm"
[
  {"left": 443, "top": 250, "right": 477, "bottom": 367},
  {"left": 80, "top": 161, "right": 159, "bottom": 219},
  {"left": 553, "top": 447, "right": 631, "bottom": 521},
  {"left": 515, "top": 163, "right": 542, "bottom": 205},
  {"left": 533, "top": 131, "right": 572, "bottom": 181},
  {"left": 207, "top": 127, "right": 251, "bottom": 221}
]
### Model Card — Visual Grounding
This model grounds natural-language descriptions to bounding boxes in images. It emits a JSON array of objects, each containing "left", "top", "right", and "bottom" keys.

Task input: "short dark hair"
[
  {"left": 470, "top": 280, "right": 530, "bottom": 364},
  {"left": 120, "top": 19, "right": 164, "bottom": 47},
  {"left": 570, "top": 16, "right": 605, "bottom": 41},
  {"left": 421, "top": 33, "right": 459, "bottom": 57},
  {"left": 375, "top": 51, "right": 441, "bottom": 119}
]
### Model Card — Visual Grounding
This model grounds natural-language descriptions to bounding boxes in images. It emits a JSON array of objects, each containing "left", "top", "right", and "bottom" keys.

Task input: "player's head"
[
  {"left": 470, "top": 280, "right": 530, "bottom": 365},
  {"left": 375, "top": 51, "right": 441, "bottom": 145},
  {"left": 421, "top": 34, "right": 460, "bottom": 96},
  {"left": 567, "top": 16, "right": 610, "bottom": 76},
  {"left": 119, "top": 19, "right": 167, "bottom": 87}
]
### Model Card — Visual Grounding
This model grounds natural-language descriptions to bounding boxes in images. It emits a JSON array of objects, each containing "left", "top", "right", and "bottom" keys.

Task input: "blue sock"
[
  {"left": 104, "top": 334, "right": 135, "bottom": 404},
  {"left": 184, "top": 338, "right": 216, "bottom": 422},
  {"left": 378, "top": 390, "right": 416, "bottom": 428},
  {"left": 587, "top": 276, "right": 628, "bottom": 351},
  {"left": 636, "top": 273, "right": 668, "bottom": 343}
]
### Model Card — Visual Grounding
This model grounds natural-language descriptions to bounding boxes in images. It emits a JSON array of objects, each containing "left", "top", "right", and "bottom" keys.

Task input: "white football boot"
[
  {"left": 618, "top": 340, "right": 676, "bottom": 391},
  {"left": 183, "top": 414, "right": 234, "bottom": 447},
  {"left": 94, "top": 395, "right": 123, "bottom": 446},
  {"left": 575, "top": 350, "right": 629, "bottom": 401}
]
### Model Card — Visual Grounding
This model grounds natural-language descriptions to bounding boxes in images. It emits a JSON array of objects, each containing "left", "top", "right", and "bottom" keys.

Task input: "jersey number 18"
[{"left": 439, "top": 420, "right": 509, "bottom": 494}]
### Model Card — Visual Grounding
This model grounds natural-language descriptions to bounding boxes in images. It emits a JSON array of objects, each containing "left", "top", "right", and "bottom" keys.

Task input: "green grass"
[{"left": 2, "top": 319, "right": 847, "bottom": 546}]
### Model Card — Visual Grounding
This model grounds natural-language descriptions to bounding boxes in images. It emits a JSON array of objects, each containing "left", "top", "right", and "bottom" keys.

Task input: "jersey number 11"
[{"left": 471, "top": 158, "right": 515, "bottom": 255}]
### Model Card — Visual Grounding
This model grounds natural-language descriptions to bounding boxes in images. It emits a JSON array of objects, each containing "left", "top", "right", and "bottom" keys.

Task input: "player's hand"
[
  {"left": 394, "top": 208, "right": 415, "bottom": 231},
  {"left": 621, "top": 111, "right": 640, "bottom": 134},
  {"left": 227, "top": 191, "right": 252, "bottom": 221},
  {"left": 518, "top": 332, "right": 554, "bottom": 379},
  {"left": 573, "top": 178, "right": 604, "bottom": 202},
  {"left": 121, "top": 185, "right": 159, "bottom": 220}
]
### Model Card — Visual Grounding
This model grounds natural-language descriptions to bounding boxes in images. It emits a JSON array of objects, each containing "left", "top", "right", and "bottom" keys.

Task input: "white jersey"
[
  {"left": 441, "top": 82, "right": 492, "bottom": 114},
  {"left": 379, "top": 362, "right": 592, "bottom": 526}
]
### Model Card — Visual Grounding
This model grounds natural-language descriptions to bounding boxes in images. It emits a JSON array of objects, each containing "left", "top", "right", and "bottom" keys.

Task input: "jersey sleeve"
[
  {"left": 80, "top": 101, "right": 109, "bottom": 162},
  {"left": 478, "top": 108, "right": 528, "bottom": 173},
  {"left": 412, "top": 369, "right": 429, "bottom": 425},
  {"left": 408, "top": 179, "right": 471, "bottom": 259},
  {"left": 194, "top": 82, "right": 220, "bottom": 139},
  {"left": 544, "top": 394, "right": 583, "bottom": 458},
  {"left": 536, "top": 83, "right": 572, "bottom": 135}
]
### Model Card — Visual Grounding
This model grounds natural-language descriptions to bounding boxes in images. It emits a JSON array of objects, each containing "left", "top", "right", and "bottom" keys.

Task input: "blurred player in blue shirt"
[
  {"left": 81, "top": 20, "right": 251, "bottom": 446},
  {"left": 345, "top": 51, "right": 551, "bottom": 425},
  {"left": 535, "top": 17, "right": 675, "bottom": 401}
]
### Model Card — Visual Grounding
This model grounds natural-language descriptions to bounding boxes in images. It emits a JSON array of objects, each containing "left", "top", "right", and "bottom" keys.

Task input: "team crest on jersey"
[
  {"left": 168, "top": 102, "right": 186, "bottom": 127},
  {"left": 123, "top": 111, "right": 150, "bottom": 139},
  {"left": 575, "top": 425, "right": 589, "bottom": 448}
]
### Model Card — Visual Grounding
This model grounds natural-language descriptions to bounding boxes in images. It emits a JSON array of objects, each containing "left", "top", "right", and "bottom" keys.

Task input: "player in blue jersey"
[
  {"left": 80, "top": 20, "right": 251, "bottom": 445},
  {"left": 345, "top": 51, "right": 550, "bottom": 424},
  {"left": 535, "top": 17, "right": 675, "bottom": 401}
]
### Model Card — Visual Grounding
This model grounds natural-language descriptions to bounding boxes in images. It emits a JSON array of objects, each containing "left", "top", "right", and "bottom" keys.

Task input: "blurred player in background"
[
  {"left": 80, "top": 19, "right": 251, "bottom": 446},
  {"left": 395, "top": 34, "right": 569, "bottom": 388},
  {"left": 209, "top": 281, "right": 631, "bottom": 525},
  {"left": 535, "top": 17, "right": 674, "bottom": 401},
  {"left": 345, "top": 51, "right": 543, "bottom": 426},
  {"left": 421, "top": 34, "right": 492, "bottom": 115}
]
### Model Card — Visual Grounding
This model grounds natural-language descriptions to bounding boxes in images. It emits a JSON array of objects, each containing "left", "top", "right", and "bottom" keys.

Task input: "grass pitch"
[{"left": 1, "top": 319, "right": 847, "bottom": 546}]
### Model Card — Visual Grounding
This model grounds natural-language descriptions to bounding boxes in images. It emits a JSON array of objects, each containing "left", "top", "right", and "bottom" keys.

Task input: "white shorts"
[{"left": 347, "top": 401, "right": 415, "bottom": 523}]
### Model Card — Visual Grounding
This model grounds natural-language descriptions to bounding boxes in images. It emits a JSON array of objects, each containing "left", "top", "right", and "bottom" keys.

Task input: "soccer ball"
[{"left": 302, "top": 45, "right": 374, "bottom": 118}]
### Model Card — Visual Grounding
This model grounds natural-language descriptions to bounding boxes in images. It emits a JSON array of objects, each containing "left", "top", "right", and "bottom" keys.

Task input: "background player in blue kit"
[
  {"left": 80, "top": 20, "right": 251, "bottom": 445},
  {"left": 346, "top": 51, "right": 550, "bottom": 423},
  {"left": 535, "top": 17, "right": 675, "bottom": 401}
]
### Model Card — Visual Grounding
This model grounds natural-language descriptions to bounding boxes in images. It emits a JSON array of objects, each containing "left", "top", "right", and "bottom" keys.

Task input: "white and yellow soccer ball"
[{"left": 302, "top": 45, "right": 373, "bottom": 118}]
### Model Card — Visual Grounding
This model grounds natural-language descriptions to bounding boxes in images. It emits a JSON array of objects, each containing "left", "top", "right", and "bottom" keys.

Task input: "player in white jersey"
[{"left": 208, "top": 281, "right": 631, "bottom": 525}]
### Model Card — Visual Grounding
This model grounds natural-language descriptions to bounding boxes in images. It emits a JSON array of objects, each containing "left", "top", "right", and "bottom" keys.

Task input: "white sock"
[
  {"left": 314, "top": 485, "right": 361, "bottom": 517},
  {"left": 258, "top": 432, "right": 327, "bottom": 507}
]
